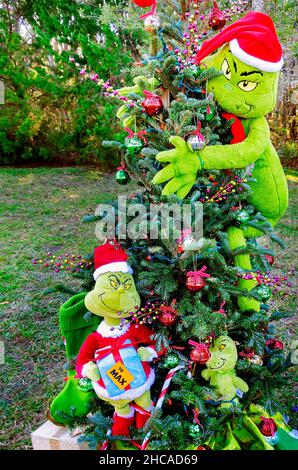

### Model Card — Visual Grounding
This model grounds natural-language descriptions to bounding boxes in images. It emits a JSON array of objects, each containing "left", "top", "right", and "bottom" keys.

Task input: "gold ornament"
[{"left": 249, "top": 354, "right": 263, "bottom": 366}]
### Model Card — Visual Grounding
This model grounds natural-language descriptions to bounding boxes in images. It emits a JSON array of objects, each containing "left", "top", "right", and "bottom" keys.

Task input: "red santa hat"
[
  {"left": 196, "top": 12, "right": 283, "bottom": 72},
  {"left": 93, "top": 242, "right": 133, "bottom": 281}
]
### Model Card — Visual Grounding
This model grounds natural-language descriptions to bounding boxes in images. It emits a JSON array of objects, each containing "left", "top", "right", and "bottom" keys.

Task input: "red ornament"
[
  {"left": 208, "top": 1, "right": 226, "bottom": 31},
  {"left": 159, "top": 304, "right": 178, "bottom": 326},
  {"left": 132, "top": 0, "right": 155, "bottom": 7},
  {"left": 239, "top": 348, "right": 255, "bottom": 359},
  {"left": 186, "top": 274, "right": 206, "bottom": 292},
  {"left": 189, "top": 340, "right": 211, "bottom": 364},
  {"left": 258, "top": 417, "right": 277, "bottom": 437},
  {"left": 265, "top": 253, "right": 275, "bottom": 265},
  {"left": 266, "top": 338, "right": 284, "bottom": 350},
  {"left": 186, "top": 267, "right": 210, "bottom": 292},
  {"left": 141, "top": 90, "right": 163, "bottom": 116}
]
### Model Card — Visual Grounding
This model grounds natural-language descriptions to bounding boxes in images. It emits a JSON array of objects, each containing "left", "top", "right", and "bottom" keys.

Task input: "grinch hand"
[{"left": 76, "top": 242, "right": 157, "bottom": 437}]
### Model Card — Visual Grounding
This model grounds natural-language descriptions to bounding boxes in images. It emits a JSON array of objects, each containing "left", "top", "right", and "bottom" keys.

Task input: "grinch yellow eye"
[
  {"left": 218, "top": 344, "right": 225, "bottom": 351},
  {"left": 237, "top": 80, "right": 258, "bottom": 92},
  {"left": 221, "top": 59, "right": 231, "bottom": 80},
  {"left": 124, "top": 283, "right": 132, "bottom": 290},
  {"left": 110, "top": 279, "right": 119, "bottom": 289}
]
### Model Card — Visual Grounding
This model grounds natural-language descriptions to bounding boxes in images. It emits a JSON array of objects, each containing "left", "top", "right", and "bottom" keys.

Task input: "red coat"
[{"left": 76, "top": 321, "right": 157, "bottom": 401}]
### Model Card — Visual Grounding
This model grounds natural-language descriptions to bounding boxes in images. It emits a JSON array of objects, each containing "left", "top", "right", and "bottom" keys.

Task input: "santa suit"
[{"left": 76, "top": 320, "right": 157, "bottom": 402}]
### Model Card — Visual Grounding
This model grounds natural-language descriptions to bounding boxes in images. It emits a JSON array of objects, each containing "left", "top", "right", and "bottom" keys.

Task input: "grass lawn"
[{"left": 0, "top": 167, "right": 297, "bottom": 449}]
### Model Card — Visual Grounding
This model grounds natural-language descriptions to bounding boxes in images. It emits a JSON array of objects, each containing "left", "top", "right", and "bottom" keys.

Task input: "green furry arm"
[
  {"left": 233, "top": 376, "right": 249, "bottom": 393},
  {"left": 200, "top": 116, "right": 270, "bottom": 169}
]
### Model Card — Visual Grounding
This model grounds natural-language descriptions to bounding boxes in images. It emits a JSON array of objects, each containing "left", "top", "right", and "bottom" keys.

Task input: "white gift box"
[{"left": 31, "top": 420, "right": 89, "bottom": 450}]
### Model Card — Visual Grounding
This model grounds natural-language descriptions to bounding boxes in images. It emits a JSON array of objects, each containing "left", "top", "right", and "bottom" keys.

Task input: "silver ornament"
[
  {"left": 187, "top": 134, "right": 205, "bottom": 151},
  {"left": 144, "top": 15, "right": 161, "bottom": 32}
]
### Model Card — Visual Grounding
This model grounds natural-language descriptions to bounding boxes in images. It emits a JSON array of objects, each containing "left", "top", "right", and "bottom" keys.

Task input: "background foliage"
[
  {"left": 0, "top": 0, "right": 296, "bottom": 165},
  {"left": 0, "top": 0, "right": 141, "bottom": 164}
]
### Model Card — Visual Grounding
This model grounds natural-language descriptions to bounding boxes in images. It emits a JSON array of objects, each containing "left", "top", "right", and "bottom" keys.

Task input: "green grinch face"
[
  {"left": 206, "top": 336, "right": 237, "bottom": 372},
  {"left": 85, "top": 271, "right": 140, "bottom": 318},
  {"left": 203, "top": 45, "right": 279, "bottom": 118}
]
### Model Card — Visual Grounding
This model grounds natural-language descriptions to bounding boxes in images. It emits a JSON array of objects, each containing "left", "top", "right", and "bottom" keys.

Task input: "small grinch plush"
[
  {"left": 201, "top": 336, "right": 248, "bottom": 408},
  {"left": 76, "top": 242, "right": 157, "bottom": 437}
]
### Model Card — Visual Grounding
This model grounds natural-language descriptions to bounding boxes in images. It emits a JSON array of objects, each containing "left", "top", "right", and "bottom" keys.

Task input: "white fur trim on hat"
[
  {"left": 230, "top": 38, "right": 283, "bottom": 72},
  {"left": 93, "top": 261, "right": 133, "bottom": 281}
]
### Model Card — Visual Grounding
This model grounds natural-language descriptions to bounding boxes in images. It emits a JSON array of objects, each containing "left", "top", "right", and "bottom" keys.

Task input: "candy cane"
[
  {"left": 99, "top": 429, "right": 112, "bottom": 450},
  {"left": 140, "top": 365, "right": 184, "bottom": 450},
  {"left": 99, "top": 365, "right": 184, "bottom": 451}
]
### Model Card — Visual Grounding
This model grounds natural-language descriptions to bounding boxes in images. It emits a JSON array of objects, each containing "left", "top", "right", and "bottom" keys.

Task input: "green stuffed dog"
[{"left": 201, "top": 336, "right": 248, "bottom": 409}]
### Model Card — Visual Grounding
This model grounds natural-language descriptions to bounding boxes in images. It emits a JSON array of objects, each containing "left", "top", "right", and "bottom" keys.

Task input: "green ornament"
[
  {"left": 115, "top": 168, "right": 130, "bottom": 185},
  {"left": 188, "top": 424, "right": 201, "bottom": 438},
  {"left": 188, "top": 64, "right": 199, "bottom": 78},
  {"left": 255, "top": 284, "right": 272, "bottom": 301},
  {"left": 125, "top": 137, "right": 143, "bottom": 156},
  {"left": 205, "top": 105, "right": 216, "bottom": 121},
  {"left": 164, "top": 353, "right": 180, "bottom": 368},
  {"left": 235, "top": 209, "right": 250, "bottom": 224},
  {"left": 78, "top": 378, "right": 94, "bottom": 393}
]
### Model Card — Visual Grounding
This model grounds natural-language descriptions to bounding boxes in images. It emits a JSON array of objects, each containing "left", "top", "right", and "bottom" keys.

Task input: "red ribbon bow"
[
  {"left": 143, "top": 90, "right": 159, "bottom": 99},
  {"left": 214, "top": 300, "right": 226, "bottom": 315},
  {"left": 124, "top": 127, "right": 148, "bottom": 144},
  {"left": 192, "top": 408, "right": 204, "bottom": 430},
  {"left": 192, "top": 121, "right": 204, "bottom": 140},
  {"left": 140, "top": 0, "right": 157, "bottom": 20},
  {"left": 187, "top": 266, "right": 211, "bottom": 280},
  {"left": 188, "top": 339, "right": 203, "bottom": 349},
  {"left": 94, "top": 337, "right": 143, "bottom": 362}
]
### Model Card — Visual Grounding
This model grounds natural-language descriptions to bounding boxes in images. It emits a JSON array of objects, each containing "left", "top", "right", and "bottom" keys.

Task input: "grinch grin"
[
  {"left": 98, "top": 292, "right": 138, "bottom": 314},
  {"left": 208, "top": 358, "right": 227, "bottom": 370}
]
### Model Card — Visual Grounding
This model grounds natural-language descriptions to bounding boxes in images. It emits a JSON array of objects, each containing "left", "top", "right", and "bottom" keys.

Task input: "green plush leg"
[
  {"left": 243, "top": 217, "right": 277, "bottom": 239},
  {"left": 49, "top": 293, "right": 100, "bottom": 425},
  {"left": 112, "top": 401, "right": 132, "bottom": 417},
  {"left": 106, "top": 390, "right": 152, "bottom": 416},
  {"left": 134, "top": 389, "right": 152, "bottom": 410},
  {"left": 227, "top": 226, "right": 260, "bottom": 312}
]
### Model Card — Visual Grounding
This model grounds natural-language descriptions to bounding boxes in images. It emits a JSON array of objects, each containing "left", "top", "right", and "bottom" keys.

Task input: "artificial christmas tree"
[{"left": 47, "top": 1, "right": 297, "bottom": 451}]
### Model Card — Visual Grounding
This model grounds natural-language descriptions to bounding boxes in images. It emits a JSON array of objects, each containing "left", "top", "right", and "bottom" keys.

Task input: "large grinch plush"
[
  {"left": 152, "top": 12, "right": 288, "bottom": 312},
  {"left": 75, "top": 242, "right": 157, "bottom": 437},
  {"left": 201, "top": 336, "right": 248, "bottom": 408}
]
